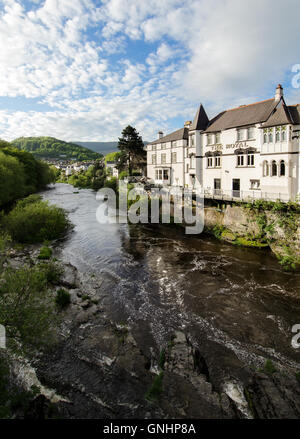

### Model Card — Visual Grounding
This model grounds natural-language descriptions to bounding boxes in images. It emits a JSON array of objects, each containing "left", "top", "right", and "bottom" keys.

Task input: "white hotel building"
[{"left": 146, "top": 85, "right": 300, "bottom": 202}]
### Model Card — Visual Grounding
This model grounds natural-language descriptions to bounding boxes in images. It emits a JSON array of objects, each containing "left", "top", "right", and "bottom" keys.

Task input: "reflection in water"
[{"left": 42, "top": 184, "right": 300, "bottom": 370}]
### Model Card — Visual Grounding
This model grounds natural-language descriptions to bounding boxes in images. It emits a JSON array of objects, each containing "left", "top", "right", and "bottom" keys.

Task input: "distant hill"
[
  {"left": 74, "top": 142, "right": 118, "bottom": 155},
  {"left": 74, "top": 141, "right": 149, "bottom": 155},
  {"left": 12, "top": 137, "right": 102, "bottom": 161}
]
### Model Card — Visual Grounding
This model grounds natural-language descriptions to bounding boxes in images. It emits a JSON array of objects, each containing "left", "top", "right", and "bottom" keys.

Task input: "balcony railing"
[{"left": 197, "top": 189, "right": 298, "bottom": 203}]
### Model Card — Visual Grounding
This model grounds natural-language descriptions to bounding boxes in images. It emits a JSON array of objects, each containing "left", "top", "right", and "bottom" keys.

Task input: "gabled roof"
[
  {"left": 288, "top": 104, "right": 300, "bottom": 125},
  {"left": 261, "top": 104, "right": 293, "bottom": 127},
  {"left": 204, "top": 98, "right": 278, "bottom": 133},
  {"left": 190, "top": 104, "right": 209, "bottom": 131},
  {"left": 149, "top": 127, "right": 189, "bottom": 145}
]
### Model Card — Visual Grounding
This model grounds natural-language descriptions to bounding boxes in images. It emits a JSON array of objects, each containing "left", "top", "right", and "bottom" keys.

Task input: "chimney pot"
[{"left": 275, "top": 84, "right": 283, "bottom": 101}]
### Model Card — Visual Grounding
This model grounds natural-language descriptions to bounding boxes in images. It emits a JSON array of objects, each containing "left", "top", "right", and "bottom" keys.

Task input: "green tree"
[
  {"left": 0, "top": 151, "right": 27, "bottom": 206},
  {"left": 117, "top": 126, "right": 145, "bottom": 175}
]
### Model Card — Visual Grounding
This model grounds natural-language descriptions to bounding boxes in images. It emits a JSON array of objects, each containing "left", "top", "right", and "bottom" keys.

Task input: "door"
[{"left": 232, "top": 179, "right": 240, "bottom": 198}]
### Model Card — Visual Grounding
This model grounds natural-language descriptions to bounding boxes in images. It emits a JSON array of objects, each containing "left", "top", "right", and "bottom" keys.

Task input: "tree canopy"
[
  {"left": 12, "top": 137, "right": 103, "bottom": 161},
  {"left": 117, "top": 126, "right": 146, "bottom": 175},
  {"left": 0, "top": 140, "right": 56, "bottom": 207}
]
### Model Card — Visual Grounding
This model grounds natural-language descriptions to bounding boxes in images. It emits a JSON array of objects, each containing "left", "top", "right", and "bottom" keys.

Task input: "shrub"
[
  {"left": 119, "top": 171, "right": 129, "bottom": 180},
  {"left": 0, "top": 265, "right": 58, "bottom": 348},
  {"left": 55, "top": 289, "right": 71, "bottom": 308},
  {"left": 37, "top": 246, "right": 53, "bottom": 260},
  {"left": 145, "top": 372, "right": 164, "bottom": 402},
  {"left": 37, "top": 261, "right": 63, "bottom": 285},
  {"left": 4, "top": 198, "right": 70, "bottom": 243},
  {"left": 264, "top": 359, "right": 276, "bottom": 374}
]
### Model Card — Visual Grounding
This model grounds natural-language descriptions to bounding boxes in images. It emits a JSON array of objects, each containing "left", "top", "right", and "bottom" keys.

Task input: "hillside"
[
  {"left": 12, "top": 137, "right": 103, "bottom": 161},
  {"left": 74, "top": 141, "right": 149, "bottom": 155},
  {"left": 74, "top": 141, "right": 118, "bottom": 155}
]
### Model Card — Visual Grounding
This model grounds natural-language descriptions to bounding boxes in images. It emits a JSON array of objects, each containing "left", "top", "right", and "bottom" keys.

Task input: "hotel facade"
[{"left": 146, "top": 85, "right": 300, "bottom": 202}]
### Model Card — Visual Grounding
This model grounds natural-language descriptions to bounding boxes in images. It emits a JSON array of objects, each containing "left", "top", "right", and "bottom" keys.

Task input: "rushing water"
[{"left": 42, "top": 184, "right": 300, "bottom": 372}]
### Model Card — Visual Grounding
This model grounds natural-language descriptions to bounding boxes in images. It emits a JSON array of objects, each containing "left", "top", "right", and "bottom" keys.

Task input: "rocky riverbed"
[{"left": 4, "top": 243, "right": 300, "bottom": 419}]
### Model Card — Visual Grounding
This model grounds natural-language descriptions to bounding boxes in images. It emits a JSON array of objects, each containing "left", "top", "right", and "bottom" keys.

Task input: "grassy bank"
[{"left": 0, "top": 193, "right": 72, "bottom": 418}]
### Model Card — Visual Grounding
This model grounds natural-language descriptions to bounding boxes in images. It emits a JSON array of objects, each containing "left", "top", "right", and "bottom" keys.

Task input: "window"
[
  {"left": 247, "top": 154, "right": 254, "bottom": 166},
  {"left": 161, "top": 153, "right": 166, "bottom": 164},
  {"left": 281, "top": 126, "right": 286, "bottom": 141},
  {"left": 214, "top": 179, "right": 221, "bottom": 190},
  {"left": 237, "top": 129, "right": 245, "bottom": 141},
  {"left": 247, "top": 127, "right": 255, "bottom": 139},
  {"left": 152, "top": 154, "right": 156, "bottom": 165},
  {"left": 216, "top": 132, "right": 221, "bottom": 144},
  {"left": 263, "top": 160, "right": 269, "bottom": 177},
  {"left": 191, "top": 136, "right": 195, "bottom": 146},
  {"left": 207, "top": 157, "right": 213, "bottom": 167},
  {"left": 163, "top": 169, "right": 169, "bottom": 180},
  {"left": 263, "top": 130, "right": 268, "bottom": 143},
  {"left": 271, "top": 160, "right": 277, "bottom": 176},
  {"left": 215, "top": 155, "right": 221, "bottom": 167},
  {"left": 250, "top": 179, "right": 260, "bottom": 190},
  {"left": 152, "top": 145, "right": 156, "bottom": 151},
  {"left": 155, "top": 170, "right": 163, "bottom": 180},
  {"left": 186, "top": 163, "right": 189, "bottom": 173},
  {"left": 161, "top": 143, "right": 166, "bottom": 150},
  {"left": 172, "top": 141, "right": 177, "bottom": 147},
  {"left": 276, "top": 127, "right": 280, "bottom": 143},
  {"left": 237, "top": 155, "right": 244, "bottom": 166},
  {"left": 280, "top": 160, "right": 285, "bottom": 176},
  {"left": 171, "top": 152, "right": 177, "bottom": 163},
  {"left": 268, "top": 128, "right": 273, "bottom": 143},
  {"left": 207, "top": 134, "right": 214, "bottom": 145}
]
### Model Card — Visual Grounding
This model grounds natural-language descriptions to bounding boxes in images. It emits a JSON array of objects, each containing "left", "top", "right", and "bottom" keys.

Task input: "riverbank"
[
  {"left": 204, "top": 200, "right": 300, "bottom": 270},
  {"left": 4, "top": 184, "right": 300, "bottom": 419},
  {"left": 6, "top": 241, "right": 300, "bottom": 419}
]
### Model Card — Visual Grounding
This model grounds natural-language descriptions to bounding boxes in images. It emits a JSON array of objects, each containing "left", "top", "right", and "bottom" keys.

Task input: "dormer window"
[
  {"left": 207, "top": 134, "right": 214, "bottom": 145},
  {"left": 237, "top": 129, "right": 245, "bottom": 141},
  {"left": 247, "top": 127, "right": 255, "bottom": 139}
]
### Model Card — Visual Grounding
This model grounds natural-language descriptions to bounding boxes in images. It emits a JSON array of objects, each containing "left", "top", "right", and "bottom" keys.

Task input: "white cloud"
[{"left": 0, "top": 0, "right": 299, "bottom": 143}]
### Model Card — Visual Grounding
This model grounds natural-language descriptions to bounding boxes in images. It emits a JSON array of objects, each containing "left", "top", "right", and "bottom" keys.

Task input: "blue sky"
[{"left": 0, "top": 0, "right": 299, "bottom": 142}]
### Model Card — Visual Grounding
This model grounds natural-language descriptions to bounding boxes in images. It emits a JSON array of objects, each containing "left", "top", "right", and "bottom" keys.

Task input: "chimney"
[
  {"left": 184, "top": 121, "right": 192, "bottom": 128},
  {"left": 158, "top": 131, "right": 163, "bottom": 139},
  {"left": 275, "top": 84, "right": 283, "bottom": 101}
]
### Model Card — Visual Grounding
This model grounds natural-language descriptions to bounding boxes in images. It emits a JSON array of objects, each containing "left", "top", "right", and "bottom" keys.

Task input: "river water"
[{"left": 42, "top": 184, "right": 300, "bottom": 374}]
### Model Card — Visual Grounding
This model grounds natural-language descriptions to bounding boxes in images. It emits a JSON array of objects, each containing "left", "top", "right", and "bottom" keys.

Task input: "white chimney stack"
[
  {"left": 158, "top": 131, "right": 163, "bottom": 139},
  {"left": 275, "top": 84, "right": 283, "bottom": 101}
]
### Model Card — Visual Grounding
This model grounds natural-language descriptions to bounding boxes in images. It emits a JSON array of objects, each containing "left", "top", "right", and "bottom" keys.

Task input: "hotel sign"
[{"left": 226, "top": 141, "right": 251, "bottom": 149}]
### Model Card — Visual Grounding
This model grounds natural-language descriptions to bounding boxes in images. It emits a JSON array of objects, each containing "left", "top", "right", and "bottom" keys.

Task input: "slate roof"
[
  {"left": 149, "top": 127, "right": 189, "bottom": 145},
  {"left": 204, "top": 98, "right": 279, "bottom": 133},
  {"left": 189, "top": 104, "right": 209, "bottom": 131},
  {"left": 262, "top": 104, "right": 293, "bottom": 127}
]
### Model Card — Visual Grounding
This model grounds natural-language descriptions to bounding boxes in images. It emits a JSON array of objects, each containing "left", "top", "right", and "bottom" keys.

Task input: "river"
[{"left": 40, "top": 183, "right": 300, "bottom": 418}]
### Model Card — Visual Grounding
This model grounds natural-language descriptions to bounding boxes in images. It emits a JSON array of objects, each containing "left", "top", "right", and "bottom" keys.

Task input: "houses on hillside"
[{"left": 146, "top": 85, "right": 300, "bottom": 202}]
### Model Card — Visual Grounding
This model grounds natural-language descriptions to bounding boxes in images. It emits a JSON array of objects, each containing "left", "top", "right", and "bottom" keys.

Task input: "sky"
[{"left": 0, "top": 0, "right": 300, "bottom": 142}]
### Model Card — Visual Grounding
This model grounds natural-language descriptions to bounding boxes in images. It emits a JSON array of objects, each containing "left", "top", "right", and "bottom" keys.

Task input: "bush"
[
  {"left": 37, "top": 261, "right": 63, "bottom": 285},
  {"left": 37, "top": 246, "right": 53, "bottom": 260},
  {"left": 145, "top": 372, "right": 164, "bottom": 402},
  {"left": 264, "top": 359, "right": 276, "bottom": 374},
  {"left": 104, "top": 177, "right": 118, "bottom": 193},
  {"left": 55, "top": 289, "right": 71, "bottom": 308},
  {"left": 4, "top": 198, "right": 71, "bottom": 243},
  {"left": 0, "top": 265, "right": 58, "bottom": 348},
  {"left": 119, "top": 171, "right": 129, "bottom": 180}
]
